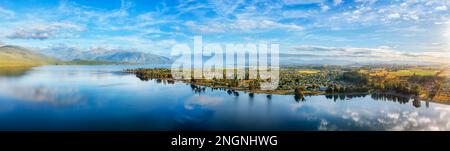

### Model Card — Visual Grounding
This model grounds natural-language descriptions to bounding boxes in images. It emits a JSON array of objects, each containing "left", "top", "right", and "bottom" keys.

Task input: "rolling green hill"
[{"left": 0, "top": 45, "right": 60, "bottom": 67}]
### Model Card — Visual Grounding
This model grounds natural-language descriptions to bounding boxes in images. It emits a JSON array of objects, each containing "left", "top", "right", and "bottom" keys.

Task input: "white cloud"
[
  {"left": 288, "top": 45, "right": 449, "bottom": 64},
  {"left": 318, "top": 119, "right": 329, "bottom": 130},
  {"left": 186, "top": 16, "right": 303, "bottom": 34},
  {"left": 354, "top": 0, "right": 378, "bottom": 4},
  {"left": 249, "top": 19, "right": 303, "bottom": 31},
  {"left": 347, "top": 110, "right": 360, "bottom": 122},
  {"left": 282, "top": 10, "right": 315, "bottom": 19},
  {"left": 387, "top": 113, "right": 400, "bottom": 119},
  {"left": 435, "top": 5, "right": 448, "bottom": 11},
  {"left": 377, "top": 45, "right": 391, "bottom": 49},
  {"left": 320, "top": 3, "right": 330, "bottom": 12},
  {"left": 54, "top": 0, "right": 182, "bottom": 38},
  {"left": 333, "top": 0, "right": 343, "bottom": 6},
  {"left": 0, "top": 6, "right": 15, "bottom": 19},
  {"left": 56, "top": 0, "right": 137, "bottom": 30},
  {"left": 7, "top": 22, "right": 85, "bottom": 40},
  {"left": 208, "top": 0, "right": 245, "bottom": 16},
  {"left": 320, "top": 0, "right": 449, "bottom": 28},
  {"left": 185, "top": 95, "right": 224, "bottom": 110},
  {"left": 283, "top": 0, "right": 326, "bottom": 5},
  {"left": 387, "top": 13, "right": 401, "bottom": 20}
]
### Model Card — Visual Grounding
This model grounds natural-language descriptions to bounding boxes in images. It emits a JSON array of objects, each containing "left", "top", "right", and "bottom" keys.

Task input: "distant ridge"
[
  {"left": 93, "top": 51, "right": 172, "bottom": 64},
  {"left": 41, "top": 46, "right": 172, "bottom": 64},
  {"left": 0, "top": 45, "right": 59, "bottom": 67}
]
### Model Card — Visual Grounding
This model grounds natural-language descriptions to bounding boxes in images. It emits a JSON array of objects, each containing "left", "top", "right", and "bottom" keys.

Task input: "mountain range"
[{"left": 40, "top": 46, "right": 172, "bottom": 64}]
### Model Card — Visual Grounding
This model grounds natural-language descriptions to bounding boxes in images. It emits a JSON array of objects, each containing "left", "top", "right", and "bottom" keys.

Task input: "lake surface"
[{"left": 0, "top": 65, "right": 449, "bottom": 131}]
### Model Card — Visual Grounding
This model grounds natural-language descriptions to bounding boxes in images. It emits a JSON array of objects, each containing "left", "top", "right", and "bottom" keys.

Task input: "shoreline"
[
  {"left": 192, "top": 80, "right": 450, "bottom": 105},
  {"left": 127, "top": 71, "right": 449, "bottom": 104}
]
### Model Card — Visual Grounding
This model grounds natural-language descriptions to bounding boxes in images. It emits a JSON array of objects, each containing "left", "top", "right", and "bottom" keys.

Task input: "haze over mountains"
[
  {"left": 0, "top": 44, "right": 172, "bottom": 67},
  {"left": 280, "top": 45, "right": 449, "bottom": 65},
  {"left": 40, "top": 45, "right": 172, "bottom": 64},
  {"left": 1, "top": 43, "right": 447, "bottom": 67}
]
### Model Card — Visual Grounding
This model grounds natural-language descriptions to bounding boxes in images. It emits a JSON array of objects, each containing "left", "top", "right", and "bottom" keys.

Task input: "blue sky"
[{"left": 0, "top": 0, "right": 449, "bottom": 64}]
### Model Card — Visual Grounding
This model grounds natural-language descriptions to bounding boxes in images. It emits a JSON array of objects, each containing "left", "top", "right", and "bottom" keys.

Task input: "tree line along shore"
[{"left": 125, "top": 65, "right": 450, "bottom": 103}]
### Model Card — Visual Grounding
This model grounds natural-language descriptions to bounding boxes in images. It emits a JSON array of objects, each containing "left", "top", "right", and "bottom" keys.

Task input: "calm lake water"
[{"left": 0, "top": 65, "right": 449, "bottom": 131}]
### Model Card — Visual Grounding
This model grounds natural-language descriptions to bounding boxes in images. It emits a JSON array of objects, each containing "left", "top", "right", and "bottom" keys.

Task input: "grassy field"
[
  {"left": 0, "top": 57, "right": 58, "bottom": 67},
  {"left": 369, "top": 69, "right": 439, "bottom": 77},
  {"left": 389, "top": 69, "right": 437, "bottom": 76},
  {"left": 0, "top": 45, "right": 59, "bottom": 67},
  {"left": 298, "top": 69, "right": 320, "bottom": 74}
]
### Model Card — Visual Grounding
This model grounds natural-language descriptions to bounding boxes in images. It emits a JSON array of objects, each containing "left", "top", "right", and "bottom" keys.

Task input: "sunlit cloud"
[
  {"left": 6, "top": 22, "right": 85, "bottom": 40},
  {"left": 286, "top": 45, "right": 449, "bottom": 64}
]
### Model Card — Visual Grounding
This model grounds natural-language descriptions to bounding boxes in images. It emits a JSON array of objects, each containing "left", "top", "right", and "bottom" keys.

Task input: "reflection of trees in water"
[
  {"left": 186, "top": 83, "right": 430, "bottom": 109},
  {"left": 226, "top": 90, "right": 232, "bottom": 95},
  {"left": 325, "top": 94, "right": 367, "bottom": 102},
  {"left": 233, "top": 91, "right": 239, "bottom": 96},
  {"left": 136, "top": 75, "right": 150, "bottom": 81},
  {"left": 221, "top": 89, "right": 240, "bottom": 96},
  {"left": 249, "top": 93, "right": 254, "bottom": 98},
  {"left": 371, "top": 93, "right": 410, "bottom": 104},
  {"left": 193, "top": 85, "right": 245, "bottom": 96},
  {"left": 412, "top": 99, "right": 421, "bottom": 108},
  {"left": 323, "top": 93, "right": 429, "bottom": 108},
  {"left": 294, "top": 87, "right": 305, "bottom": 102},
  {"left": 294, "top": 94, "right": 305, "bottom": 102},
  {"left": 370, "top": 93, "right": 429, "bottom": 108},
  {"left": 136, "top": 75, "right": 175, "bottom": 85},
  {"left": 190, "top": 84, "right": 206, "bottom": 94},
  {"left": 187, "top": 83, "right": 431, "bottom": 109},
  {"left": 154, "top": 79, "right": 175, "bottom": 84},
  {"left": 266, "top": 95, "right": 272, "bottom": 100}
]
